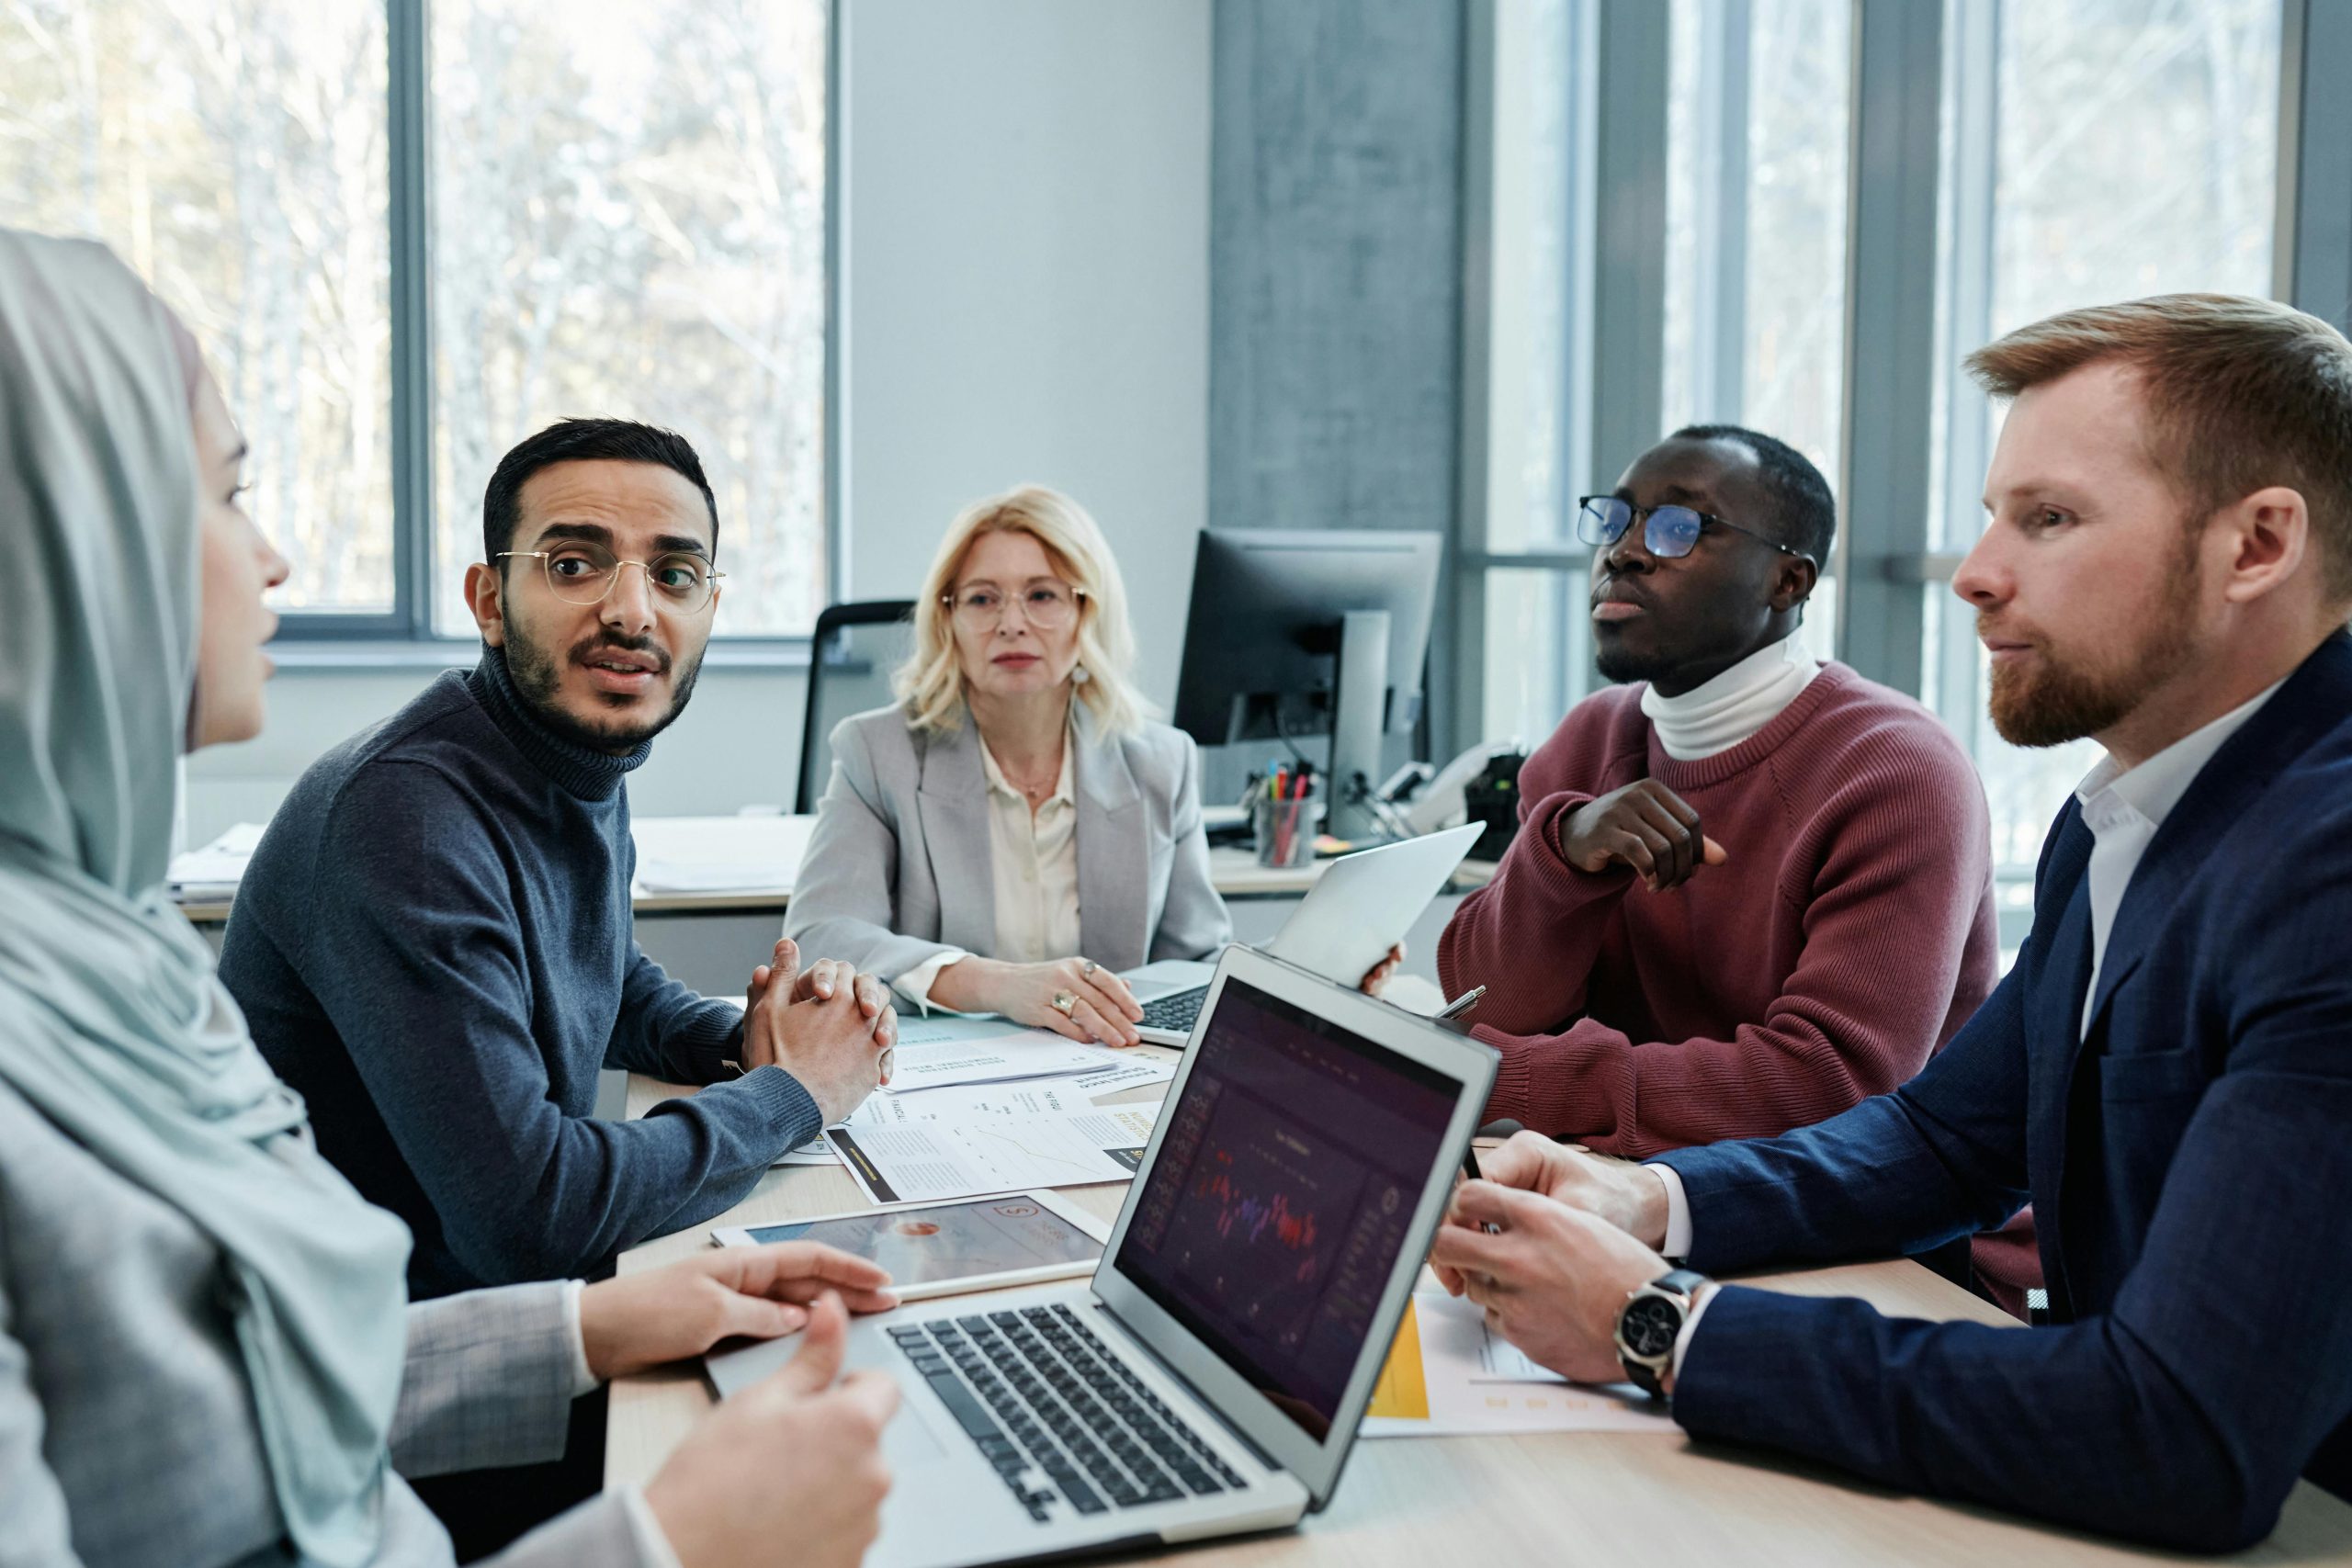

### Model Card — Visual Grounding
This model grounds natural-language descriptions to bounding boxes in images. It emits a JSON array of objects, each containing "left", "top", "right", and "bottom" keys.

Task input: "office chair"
[{"left": 797, "top": 598, "right": 917, "bottom": 814}]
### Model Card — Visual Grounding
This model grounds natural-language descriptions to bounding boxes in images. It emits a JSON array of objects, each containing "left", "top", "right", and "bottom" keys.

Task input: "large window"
[
  {"left": 1467, "top": 0, "right": 2307, "bottom": 950},
  {"left": 0, "top": 0, "right": 831, "bottom": 642},
  {"left": 1661, "top": 0, "right": 1852, "bottom": 664},
  {"left": 1, "top": 0, "right": 395, "bottom": 614},
  {"left": 430, "top": 0, "right": 829, "bottom": 637},
  {"left": 1923, "top": 0, "right": 2283, "bottom": 884}
]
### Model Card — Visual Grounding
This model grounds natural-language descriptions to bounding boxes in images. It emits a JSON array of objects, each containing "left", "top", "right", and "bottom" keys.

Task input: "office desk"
[
  {"left": 605, "top": 1069, "right": 2352, "bottom": 1566},
  {"left": 176, "top": 846, "right": 1496, "bottom": 925}
]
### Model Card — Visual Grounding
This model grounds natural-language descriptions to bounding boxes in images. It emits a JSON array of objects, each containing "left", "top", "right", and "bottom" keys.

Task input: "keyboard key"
[{"left": 917, "top": 1367, "right": 1006, "bottom": 1444}]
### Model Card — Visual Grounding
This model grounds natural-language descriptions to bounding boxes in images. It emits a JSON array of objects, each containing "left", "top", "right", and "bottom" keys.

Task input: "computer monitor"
[{"left": 1172, "top": 529, "right": 1442, "bottom": 838}]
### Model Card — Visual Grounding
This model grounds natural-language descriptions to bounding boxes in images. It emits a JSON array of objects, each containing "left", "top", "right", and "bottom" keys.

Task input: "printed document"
[
  {"left": 1363, "top": 1290, "right": 1674, "bottom": 1436},
  {"left": 773, "top": 1055, "right": 1179, "bottom": 1168},
  {"left": 830, "top": 1104, "right": 1160, "bottom": 1205}
]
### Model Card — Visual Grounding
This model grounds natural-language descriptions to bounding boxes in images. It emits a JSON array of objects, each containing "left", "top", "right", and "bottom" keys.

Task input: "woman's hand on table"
[
  {"left": 646, "top": 1293, "right": 900, "bottom": 1568},
  {"left": 581, "top": 1243, "right": 899, "bottom": 1383},
  {"left": 928, "top": 954, "right": 1144, "bottom": 1047}
]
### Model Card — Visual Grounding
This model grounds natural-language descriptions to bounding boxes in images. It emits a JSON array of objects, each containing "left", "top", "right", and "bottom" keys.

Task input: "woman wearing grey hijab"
[{"left": 0, "top": 230, "right": 900, "bottom": 1568}]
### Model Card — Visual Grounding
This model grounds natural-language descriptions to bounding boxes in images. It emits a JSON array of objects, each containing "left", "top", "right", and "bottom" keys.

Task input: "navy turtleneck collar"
[{"left": 467, "top": 646, "right": 652, "bottom": 801}]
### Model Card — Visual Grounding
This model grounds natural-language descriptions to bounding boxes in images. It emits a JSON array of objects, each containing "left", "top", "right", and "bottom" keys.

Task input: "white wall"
[
  {"left": 842, "top": 0, "right": 1212, "bottom": 704},
  {"left": 182, "top": 1, "right": 1214, "bottom": 848}
]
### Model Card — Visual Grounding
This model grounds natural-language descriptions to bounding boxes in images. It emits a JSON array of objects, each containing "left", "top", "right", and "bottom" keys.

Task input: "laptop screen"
[{"left": 1111, "top": 976, "right": 1461, "bottom": 1440}]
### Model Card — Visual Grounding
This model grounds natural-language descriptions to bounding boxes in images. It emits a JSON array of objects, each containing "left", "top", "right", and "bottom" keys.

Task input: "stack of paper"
[
  {"left": 772, "top": 1018, "right": 1182, "bottom": 1179},
  {"left": 631, "top": 814, "right": 815, "bottom": 895},
  {"left": 827, "top": 1100, "right": 1161, "bottom": 1206},
  {"left": 168, "top": 822, "right": 266, "bottom": 903},
  {"left": 771, "top": 1048, "right": 1176, "bottom": 1170}
]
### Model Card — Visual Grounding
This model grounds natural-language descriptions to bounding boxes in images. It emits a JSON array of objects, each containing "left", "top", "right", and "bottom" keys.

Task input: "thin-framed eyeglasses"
[
  {"left": 944, "top": 581, "right": 1087, "bottom": 630},
  {"left": 1576, "top": 495, "right": 1814, "bottom": 565},
  {"left": 498, "top": 543, "right": 724, "bottom": 614}
]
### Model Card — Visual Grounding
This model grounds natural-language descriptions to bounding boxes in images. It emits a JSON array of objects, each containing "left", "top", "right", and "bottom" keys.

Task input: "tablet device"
[{"left": 710, "top": 1190, "right": 1112, "bottom": 1300}]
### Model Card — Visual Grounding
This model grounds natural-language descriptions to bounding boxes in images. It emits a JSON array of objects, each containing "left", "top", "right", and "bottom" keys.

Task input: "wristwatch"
[{"left": 1615, "top": 1268, "right": 1709, "bottom": 1399}]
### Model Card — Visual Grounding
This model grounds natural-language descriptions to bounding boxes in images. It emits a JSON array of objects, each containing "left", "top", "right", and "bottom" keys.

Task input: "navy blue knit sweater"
[{"left": 221, "top": 650, "right": 819, "bottom": 1297}]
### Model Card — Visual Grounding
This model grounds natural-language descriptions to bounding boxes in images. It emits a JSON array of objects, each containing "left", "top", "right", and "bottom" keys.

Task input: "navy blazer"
[{"left": 1653, "top": 632, "right": 2352, "bottom": 1553}]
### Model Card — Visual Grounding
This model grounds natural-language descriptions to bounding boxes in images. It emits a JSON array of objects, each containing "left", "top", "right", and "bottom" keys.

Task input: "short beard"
[
  {"left": 1594, "top": 639, "right": 1678, "bottom": 686},
  {"left": 503, "top": 623, "right": 704, "bottom": 754},
  {"left": 1984, "top": 528, "right": 2202, "bottom": 749}
]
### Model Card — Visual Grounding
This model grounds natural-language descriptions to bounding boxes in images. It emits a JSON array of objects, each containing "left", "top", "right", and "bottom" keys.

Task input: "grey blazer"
[
  {"left": 0, "top": 1082, "right": 650, "bottom": 1568},
  {"left": 786, "top": 701, "right": 1231, "bottom": 981}
]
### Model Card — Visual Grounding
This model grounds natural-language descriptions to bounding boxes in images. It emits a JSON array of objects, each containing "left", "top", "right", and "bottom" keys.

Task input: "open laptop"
[
  {"left": 706, "top": 944, "right": 1498, "bottom": 1568},
  {"left": 1125, "top": 820, "right": 1485, "bottom": 1044}
]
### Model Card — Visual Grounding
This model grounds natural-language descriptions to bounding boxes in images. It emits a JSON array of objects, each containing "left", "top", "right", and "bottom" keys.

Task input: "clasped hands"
[
  {"left": 1427, "top": 1131, "right": 1707, "bottom": 1389},
  {"left": 741, "top": 936, "right": 899, "bottom": 1122}
]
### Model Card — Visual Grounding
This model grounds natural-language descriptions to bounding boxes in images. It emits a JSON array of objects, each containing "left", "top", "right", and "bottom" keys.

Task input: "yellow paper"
[{"left": 1365, "top": 1299, "right": 1430, "bottom": 1420}]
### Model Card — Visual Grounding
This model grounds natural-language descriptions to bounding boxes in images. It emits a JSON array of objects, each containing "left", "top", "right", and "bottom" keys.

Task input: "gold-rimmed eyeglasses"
[
  {"left": 499, "top": 544, "right": 724, "bottom": 614},
  {"left": 944, "top": 581, "right": 1085, "bottom": 630}
]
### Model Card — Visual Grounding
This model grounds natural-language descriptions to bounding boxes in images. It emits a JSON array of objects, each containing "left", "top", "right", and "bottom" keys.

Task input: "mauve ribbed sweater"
[{"left": 1440, "top": 662, "right": 1999, "bottom": 1158}]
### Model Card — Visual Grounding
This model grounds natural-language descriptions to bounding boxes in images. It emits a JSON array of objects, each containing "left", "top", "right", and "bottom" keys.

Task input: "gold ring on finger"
[
  {"left": 1052, "top": 990, "right": 1078, "bottom": 1015},
  {"left": 1081, "top": 960, "right": 1097, "bottom": 976}
]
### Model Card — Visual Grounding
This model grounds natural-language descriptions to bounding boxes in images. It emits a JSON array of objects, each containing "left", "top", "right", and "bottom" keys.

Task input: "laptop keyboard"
[
  {"left": 888, "top": 1303, "right": 1246, "bottom": 1523},
  {"left": 1137, "top": 987, "right": 1208, "bottom": 1033}
]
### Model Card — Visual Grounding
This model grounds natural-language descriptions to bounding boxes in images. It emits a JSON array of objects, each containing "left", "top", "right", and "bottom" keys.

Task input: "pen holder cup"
[{"left": 1252, "top": 795, "right": 1325, "bottom": 869}]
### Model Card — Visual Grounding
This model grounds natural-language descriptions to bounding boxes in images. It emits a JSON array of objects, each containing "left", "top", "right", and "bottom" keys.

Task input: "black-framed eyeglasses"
[
  {"left": 1576, "top": 495, "right": 1813, "bottom": 565},
  {"left": 498, "top": 543, "right": 725, "bottom": 614}
]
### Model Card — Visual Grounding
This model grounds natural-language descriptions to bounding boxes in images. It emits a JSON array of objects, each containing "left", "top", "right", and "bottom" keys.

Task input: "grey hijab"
[{"left": 0, "top": 230, "right": 412, "bottom": 1567}]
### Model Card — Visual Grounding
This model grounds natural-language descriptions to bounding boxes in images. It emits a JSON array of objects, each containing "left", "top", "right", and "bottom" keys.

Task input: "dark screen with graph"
[{"left": 1114, "top": 977, "right": 1459, "bottom": 1439}]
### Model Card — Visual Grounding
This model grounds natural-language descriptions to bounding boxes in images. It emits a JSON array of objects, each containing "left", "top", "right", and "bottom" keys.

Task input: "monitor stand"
[{"left": 1327, "top": 608, "right": 1390, "bottom": 841}]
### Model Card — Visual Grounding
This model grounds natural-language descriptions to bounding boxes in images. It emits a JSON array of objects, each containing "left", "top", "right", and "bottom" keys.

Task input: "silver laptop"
[
  {"left": 1127, "top": 820, "right": 1485, "bottom": 1044},
  {"left": 705, "top": 944, "right": 1498, "bottom": 1568}
]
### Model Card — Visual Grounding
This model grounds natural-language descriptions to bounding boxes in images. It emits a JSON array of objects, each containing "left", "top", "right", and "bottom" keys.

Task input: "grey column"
[
  {"left": 1834, "top": 0, "right": 1944, "bottom": 695},
  {"left": 2278, "top": 0, "right": 2352, "bottom": 332}
]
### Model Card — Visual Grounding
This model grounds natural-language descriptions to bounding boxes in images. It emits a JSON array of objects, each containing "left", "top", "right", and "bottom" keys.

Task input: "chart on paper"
[
  {"left": 771, "top": 1054, "right": 1180, "bottom": 1168},
  {"left": 830, "top": 1105, "right": 1159, "bottom": 1206}
]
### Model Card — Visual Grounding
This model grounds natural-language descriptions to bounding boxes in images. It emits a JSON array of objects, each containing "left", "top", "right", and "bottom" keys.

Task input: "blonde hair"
[
  {"left": 1966, "top": 293, "right": 2352, "bottom": 603},
  {"left": 894, "top": 484, "right": 1150, "bottom": 736}
]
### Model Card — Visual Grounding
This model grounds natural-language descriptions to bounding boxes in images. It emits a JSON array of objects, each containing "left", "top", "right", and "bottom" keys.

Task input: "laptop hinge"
[{"left": 1091, "top": 1292, "right": 1283, "bottom": 1472}]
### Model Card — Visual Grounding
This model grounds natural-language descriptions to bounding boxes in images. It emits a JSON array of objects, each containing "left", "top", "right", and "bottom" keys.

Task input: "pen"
[
  {"left": 1433, "top": 984, "right": 1486, "bottom": 1021},
  {"left": 1461, "top": 1144, "right": 1500, "bottom": 1233}
]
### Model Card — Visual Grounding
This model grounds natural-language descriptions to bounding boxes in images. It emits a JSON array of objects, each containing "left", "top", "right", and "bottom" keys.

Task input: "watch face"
[{"left": 1622, "top": 1294, "right": 1681, "bottom": 1359}]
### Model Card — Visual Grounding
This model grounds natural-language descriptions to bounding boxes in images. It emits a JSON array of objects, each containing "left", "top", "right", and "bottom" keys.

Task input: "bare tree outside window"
[
  {"left": 429, "top": 0, "right": 829, "bottom": 637},
  {"left": 0, "top": 0, "right": 395, "bottom": 612},
  {"left": 1930, "top": 0, "right": 2281, "bottom": 889}
]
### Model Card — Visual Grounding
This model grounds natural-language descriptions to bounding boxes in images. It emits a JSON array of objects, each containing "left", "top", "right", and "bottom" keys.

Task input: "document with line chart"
[{"left": 829, "top": 1103, "right": 1160, "bottom": 1206}]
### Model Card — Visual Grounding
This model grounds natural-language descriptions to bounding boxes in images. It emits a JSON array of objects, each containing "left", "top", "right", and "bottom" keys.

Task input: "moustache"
[{"left": 571, "top": 632, "right": 673, "bottom": 675}]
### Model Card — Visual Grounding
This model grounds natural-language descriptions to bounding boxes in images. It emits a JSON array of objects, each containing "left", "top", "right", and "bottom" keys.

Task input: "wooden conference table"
[{"left": 608, "top": 1062, "right": 2352, "bottom": 1566}]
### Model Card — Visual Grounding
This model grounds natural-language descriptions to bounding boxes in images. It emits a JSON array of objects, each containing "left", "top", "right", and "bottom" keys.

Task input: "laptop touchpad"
[{"left": 885, "top": 1391, "right": 952, "bottom": 1469}]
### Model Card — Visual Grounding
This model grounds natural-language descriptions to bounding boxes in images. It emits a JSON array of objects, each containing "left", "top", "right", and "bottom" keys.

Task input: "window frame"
[
  {"left": 1455, "top": 0, "right": 2352, "bottom": 759},
  {"left": 271, "top": 0, "right": 839, "bottom": 657}
]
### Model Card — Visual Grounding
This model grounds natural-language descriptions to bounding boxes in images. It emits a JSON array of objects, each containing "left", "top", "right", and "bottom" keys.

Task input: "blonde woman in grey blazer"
[
  {"left": 787, "top": 487, "right": 1230, "bottom": 1048},
  {"left": 0, "top": 231, "right": 899, "bottom": 1568}
]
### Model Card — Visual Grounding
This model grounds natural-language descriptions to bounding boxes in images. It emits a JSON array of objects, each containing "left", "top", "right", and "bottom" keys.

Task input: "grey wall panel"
[{"left": 1209, "top": 0, "right": 1466, "bottom": 537}]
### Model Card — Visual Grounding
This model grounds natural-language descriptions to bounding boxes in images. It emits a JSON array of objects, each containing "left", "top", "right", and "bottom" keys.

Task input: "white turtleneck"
[{"left": 1637, "top": 631, "right": 1822, "bottom": 761}]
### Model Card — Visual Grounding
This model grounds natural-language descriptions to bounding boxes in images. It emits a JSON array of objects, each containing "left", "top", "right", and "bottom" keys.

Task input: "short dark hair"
[
  {"left": 482, "top": 417, "right": 719, "bottom": 567},
  {"left": 1668, "top": 423, "right": 1837, "bottom": 566}
]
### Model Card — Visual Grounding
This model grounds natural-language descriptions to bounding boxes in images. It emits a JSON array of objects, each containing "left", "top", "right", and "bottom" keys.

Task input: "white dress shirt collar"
[{"left": 2073, "top": 678, "right": 2287, "bottom": 1033}]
